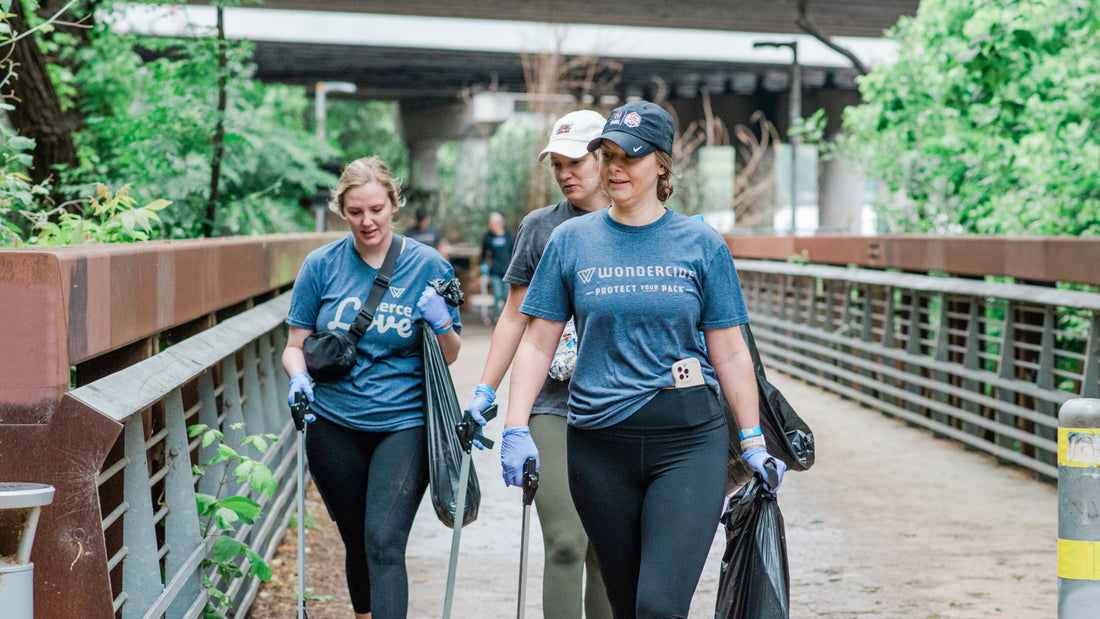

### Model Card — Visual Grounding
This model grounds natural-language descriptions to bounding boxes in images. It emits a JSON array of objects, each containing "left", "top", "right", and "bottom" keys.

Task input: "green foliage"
[
  {"left": 65, "top": 14, "right": 335, "bottom": 237},
  {"left": 326, "top": 99, "right": 409, "bottom": 181},
  {"left": 189, "top": 423, "right": 279, "bottom": 618},
  {"left": 12, "top": 183, "right": 169, "bottom": 246},
  {"left": 841, "top": 0, "right": 1100, "bottom": 235},
  {"left": 436, "top": 118, "right": 542, "bottom": 243},
  {"left": 1, "top": 1, "right": 344, "bottom": 242}
]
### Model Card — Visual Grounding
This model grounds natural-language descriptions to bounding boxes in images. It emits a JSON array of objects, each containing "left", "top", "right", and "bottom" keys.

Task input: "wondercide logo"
[{"left": 577, "top": 264, "right": 696, "bottom": 284}]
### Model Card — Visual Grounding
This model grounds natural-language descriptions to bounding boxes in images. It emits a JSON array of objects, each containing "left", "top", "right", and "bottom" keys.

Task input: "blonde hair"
[
  {"left": 330, "top": 156, "right": 406, "bottom": 217},
  {"left": 656, "top": 150, "right": 674, "bottom": 202}
]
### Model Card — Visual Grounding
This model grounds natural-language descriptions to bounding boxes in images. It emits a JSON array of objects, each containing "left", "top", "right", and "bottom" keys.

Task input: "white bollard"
[{"left": 0, "top": 483, "right": 55, "bottom": 619}]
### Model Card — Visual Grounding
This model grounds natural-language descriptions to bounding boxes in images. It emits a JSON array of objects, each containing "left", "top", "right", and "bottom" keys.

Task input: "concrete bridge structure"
[{"left": 120, "top": 1, "right": 916, "bottom": 232}]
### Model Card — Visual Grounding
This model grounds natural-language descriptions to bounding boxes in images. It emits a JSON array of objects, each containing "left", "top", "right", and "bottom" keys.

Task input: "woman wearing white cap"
[
  {"left": 466, "top": 109, "right": 613, "bottom": 619},
  {"left": 500, "top": 101, "right": 787, "bottom": 618}
]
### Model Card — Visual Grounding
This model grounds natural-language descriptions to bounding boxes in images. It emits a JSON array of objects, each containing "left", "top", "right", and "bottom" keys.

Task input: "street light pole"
[
  {"left": 314, "top": 81, "right": 357, "bottom": 231},
  {"left": 753, "top": 41, "right": 800, "bottom": 235}
]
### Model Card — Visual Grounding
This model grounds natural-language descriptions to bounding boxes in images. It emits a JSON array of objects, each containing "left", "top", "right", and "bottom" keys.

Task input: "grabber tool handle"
[
  {"left": 456, "top": 403, "right": 498, "bottom": 451},
  {"left": 291, "top": 391, "right": 315, "bottom": 432},
  {"left": 521, "top": 457, "right": 539, "bottom": 506}
]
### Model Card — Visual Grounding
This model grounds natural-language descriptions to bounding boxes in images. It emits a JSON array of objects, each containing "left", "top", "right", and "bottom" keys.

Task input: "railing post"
[{"left": 1058, "top": 398, "right": 1100, "bottom": 617}]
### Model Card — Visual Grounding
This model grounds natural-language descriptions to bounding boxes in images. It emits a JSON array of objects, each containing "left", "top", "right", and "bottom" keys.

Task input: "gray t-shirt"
[
  {"left": 521, "top": 208, "right": 748, "bottom": 429},
  {"left": 505, "top": 199, "right": 596, "bottom": 416}
]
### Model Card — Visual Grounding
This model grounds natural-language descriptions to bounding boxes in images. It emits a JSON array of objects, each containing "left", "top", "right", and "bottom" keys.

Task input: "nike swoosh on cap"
[{"left": 632, "top": 145, "right": 643, "bottom": 152}]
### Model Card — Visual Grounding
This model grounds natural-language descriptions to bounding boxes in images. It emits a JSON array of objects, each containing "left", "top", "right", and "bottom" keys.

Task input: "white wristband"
[{"left": 740, "top": 435, "right": 766, "bottom": 452}]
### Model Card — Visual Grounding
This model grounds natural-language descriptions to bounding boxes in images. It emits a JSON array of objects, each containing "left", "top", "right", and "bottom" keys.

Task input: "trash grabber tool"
[
  {"left": 442, "top": 403, "right": 498, "bottom": 619},
  {"left": 516, "top": 457, "right": 539, "bottom": 619},
  {"left": 291, "top": 392, "right": 315, "bottom": 619}
]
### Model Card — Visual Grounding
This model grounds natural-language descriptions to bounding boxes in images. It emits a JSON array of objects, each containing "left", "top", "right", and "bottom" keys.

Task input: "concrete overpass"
[{"left": 120, "top": 1, "right": 918, "bottom": 230}]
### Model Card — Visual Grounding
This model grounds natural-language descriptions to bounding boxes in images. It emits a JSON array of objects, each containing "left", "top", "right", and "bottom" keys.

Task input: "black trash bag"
[
  {"left": 715, "top": 471, "right": 790, "bottom": 619},
  {"left": 726, "top": 323, "right": 816, "bottom": 490},
  {"left": 421, "top": 278, "right": 478, "bottom": 528}
]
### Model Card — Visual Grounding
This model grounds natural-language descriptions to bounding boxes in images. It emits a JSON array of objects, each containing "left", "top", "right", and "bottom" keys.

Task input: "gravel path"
[{"left": 249, "top": 322, "right": 1057, "bottom": 619}]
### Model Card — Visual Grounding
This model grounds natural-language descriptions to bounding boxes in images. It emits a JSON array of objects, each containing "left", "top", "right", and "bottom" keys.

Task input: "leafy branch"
[{"left": 188, "top": 422, "right": 279, "bottom": 618}]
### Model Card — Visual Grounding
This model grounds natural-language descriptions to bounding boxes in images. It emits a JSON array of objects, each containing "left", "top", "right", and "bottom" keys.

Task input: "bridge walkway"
[{"left": 257, "top": 320, "right": 1057, "bottom": 619}]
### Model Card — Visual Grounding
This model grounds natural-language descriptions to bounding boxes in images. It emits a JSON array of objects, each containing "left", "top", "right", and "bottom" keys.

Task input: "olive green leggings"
[{"left": 530, "top": 413, "right": 613, "bottom": 619}]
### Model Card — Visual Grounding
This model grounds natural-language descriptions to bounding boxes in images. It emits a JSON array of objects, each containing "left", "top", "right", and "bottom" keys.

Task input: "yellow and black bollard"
[{"left": 1058, "top": 398, "right": 1100, "bottom": 617}]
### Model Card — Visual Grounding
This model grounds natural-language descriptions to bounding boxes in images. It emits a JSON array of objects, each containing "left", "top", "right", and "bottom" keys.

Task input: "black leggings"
[
  {"left": 567, "top": 386, "right": 728, "bottom": 619},
  {"left": 305, "top": 414, "right": 429, "bottom": 617}
]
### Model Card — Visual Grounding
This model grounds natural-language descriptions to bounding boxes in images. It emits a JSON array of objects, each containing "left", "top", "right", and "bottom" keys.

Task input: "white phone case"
[{"left": 671, "top": 357, "right": 705, "bottom": 388}]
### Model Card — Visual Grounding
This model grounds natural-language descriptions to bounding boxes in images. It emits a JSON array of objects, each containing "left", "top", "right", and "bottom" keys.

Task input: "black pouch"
[{"left": 302, "top": 330, "right": 358, "bottom": 382}]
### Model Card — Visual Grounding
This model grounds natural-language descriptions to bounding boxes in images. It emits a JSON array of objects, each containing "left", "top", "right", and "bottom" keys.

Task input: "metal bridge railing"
[
  {"left": 738, "top": 260, "right": 1100, "bottom": 480},
  {"left": 67, "top": 293, "right": 296, "bottom": 619}
]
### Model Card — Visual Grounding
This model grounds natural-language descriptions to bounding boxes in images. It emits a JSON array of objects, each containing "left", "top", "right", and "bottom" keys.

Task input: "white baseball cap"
[{"left": 537, "top": 110, "right": 607, "bottom": 162}]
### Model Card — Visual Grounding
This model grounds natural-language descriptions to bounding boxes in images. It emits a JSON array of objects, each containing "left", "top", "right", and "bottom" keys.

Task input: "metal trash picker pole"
[
  {"left": 1059, "top": 398, "right": 1100, "bottom": 617},
  {"left": 291, "top": 393, "right": 316, "bottom": 619},
  {"left": 442, "top": 404, "right": 498, "bottom": 619},
  {"left": 516, "top": 458, "right": 539, "bottom": 619}
]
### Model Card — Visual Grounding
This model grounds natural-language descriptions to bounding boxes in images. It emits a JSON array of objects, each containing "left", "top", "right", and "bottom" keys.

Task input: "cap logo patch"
[
  {"left": 624, "top": 112, "right": 642, "bottom": 128},
  {"left": 609, "top": 110, "right": 624, "bottom": 125},
  {"left": 556, "top": 122, "right": 573, "bottom": 135}
]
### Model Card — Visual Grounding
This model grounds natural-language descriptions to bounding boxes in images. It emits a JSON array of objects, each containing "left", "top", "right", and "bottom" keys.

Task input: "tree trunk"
[
  {"left": 7, "top": 0, "right": 78, "bottom": 187},
  {"left": 204, "top": 7, "right": 228, "bottom": 237}
]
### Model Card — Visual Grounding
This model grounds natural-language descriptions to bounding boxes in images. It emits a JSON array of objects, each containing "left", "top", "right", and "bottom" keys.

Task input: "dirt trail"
[{"left": 249, "top": 322, "right": 1057, "bottom": 619}]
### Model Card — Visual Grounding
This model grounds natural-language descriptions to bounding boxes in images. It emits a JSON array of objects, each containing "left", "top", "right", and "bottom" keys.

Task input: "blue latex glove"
[
  {"left": 501, "top": 426, "right": 539, "bottom": 487},
  {"left": 417, "top": 286, "right": 452, "bottom": 332},
  {"left": 743, "top": 447, "right": 787, "bottom": 493},
  {"left": 468, "top": 383, "right": 495, "bottom": 426},
  {"left": 480, "top": 262, "right": 489, "bottom": 274},
  {"left": 287, "top": 370, "right": 314, "bottom": 407}
]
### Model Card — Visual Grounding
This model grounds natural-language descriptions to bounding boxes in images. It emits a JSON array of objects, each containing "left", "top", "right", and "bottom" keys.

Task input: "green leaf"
[
  {"left": 212, "top": 506, "right": 240, "bottom": 530},
  {"left": 220, "top": 495, "right": 261, "bottom": 523},
  {"left": 245, "top": 435, "right": 268, "bottom": 453},
  {"left": 213, "top": 535, "right": 244, "bottom": 563},
  {"left": 217, "top": 444, "right": 239, "bottom": 459},
  {"left": 7, "top": 135, "right": 34, "bottom": 151},
  {"left": 195, "top": 493, "right": 219, "bottom": 516},
  {"left": 249, "top": 463, "right": 277, "bottom": 497},
  {"left": 232, "top": 459, "right": 254, "bottom": 480},
  {"left": 201, "top": 431, "right": 217, "bottom": 449},
  {"left": 188, "top": 424, "right": 209, "bottom": 437},
  {"left": 243, "top": 547, "right": 273, "bottom": 580}
]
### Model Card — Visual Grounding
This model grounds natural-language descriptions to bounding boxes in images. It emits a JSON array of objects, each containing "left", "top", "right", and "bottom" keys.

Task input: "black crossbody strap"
[{"left": 347, "top": 235, "right": 403, "bottom": 341}]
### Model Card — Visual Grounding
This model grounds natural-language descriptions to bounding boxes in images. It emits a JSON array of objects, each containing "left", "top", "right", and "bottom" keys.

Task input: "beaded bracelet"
[{"left": 740, "top": 435, "right": 766, "bottom": 452}]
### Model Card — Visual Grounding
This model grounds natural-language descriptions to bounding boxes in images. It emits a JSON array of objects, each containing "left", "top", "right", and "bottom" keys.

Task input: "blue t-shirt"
[
  {"left": 286, "top": 235, "right": 461, "bottom": 432},
  {"left": 520, "top": 208, "right": 748, "bottom": 429}
]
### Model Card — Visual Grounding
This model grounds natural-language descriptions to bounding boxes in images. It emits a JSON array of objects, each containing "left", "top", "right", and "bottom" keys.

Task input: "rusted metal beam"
[
  {"left": 725, "top": 235, "right": 1100, "bottom": 287},
  {"left": 0, "top": 234, "right": 340, "bottom": 409},
  {"left": 0, "top": 395, "right": 122, "bottom": 619}
]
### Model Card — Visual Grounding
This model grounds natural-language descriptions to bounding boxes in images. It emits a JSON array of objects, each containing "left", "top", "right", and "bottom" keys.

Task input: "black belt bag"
[{"left": 303, "top": 235, "right": 402, "bottom": 382}]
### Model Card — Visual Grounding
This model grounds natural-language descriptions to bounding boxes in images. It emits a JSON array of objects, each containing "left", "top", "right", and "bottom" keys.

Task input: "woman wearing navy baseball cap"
[{"left": 501, "top": 100, "right": 786, "bottom": 618}]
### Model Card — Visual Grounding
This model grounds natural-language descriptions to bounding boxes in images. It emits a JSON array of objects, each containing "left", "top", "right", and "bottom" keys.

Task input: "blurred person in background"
[
  {"left": 405, "top": 207, "right": 448, "bottom": 260},
  {"left": 479, "top": 211, "right": 514, "bottom": 321}
]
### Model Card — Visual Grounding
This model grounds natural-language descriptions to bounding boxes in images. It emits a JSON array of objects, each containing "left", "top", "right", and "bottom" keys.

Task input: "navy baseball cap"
[{"left": 587, "top": 101, "right": 675, "bottom": 157}]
